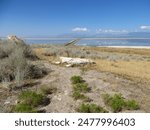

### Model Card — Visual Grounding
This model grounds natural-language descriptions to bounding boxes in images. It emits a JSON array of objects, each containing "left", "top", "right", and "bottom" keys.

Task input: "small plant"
[
  {"left": 103, "top": 93, "right": 139, "bottom": 112},
  {"left": 125, "top": 100, "right": 139, "bottom": 110},
  {"left": 40, "top": 85, "right": 57, "bottom": 95},
  {"left": 77, "top": 103, "right": 108, "bottom": 113},
  {"left": 18, "top": 91, "right": 46, "bottom": 107},
  {"left": 14, "top": 103, "right": 37, "bottom": 113},
  {"left": 72, "top": 91, "right": 91, "bottom": 102},
  {"left": 73, "top": 83, "right": 90, "bottom": 93},
  {"left": 70, "top": 75, "right": 84, "bottom": 84},
  {"left": 103, "top": 94, "right": 125, "bottom": 112}
]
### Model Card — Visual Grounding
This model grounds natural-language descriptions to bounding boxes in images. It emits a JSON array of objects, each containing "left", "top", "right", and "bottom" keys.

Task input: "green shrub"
[
  {"left": 72, "top": 91, "right": 91, "bottom": 102},
  {"left": 19, "top": 91, "right": 46, "bottom": 107},
  {"left": 73, "top": 83, "right": 90, "bottom": 93},
  {"left": 103, "top": 94, "right": 125, "bottom": 112},
  {"left": 70, "top": 76, "right": 83, "bottom": 84},
  {"left": 14, "top": 103, "right": 37, "bottom": 113},
  {"left": 103, "top": 94, "right": 140, "bottom": 112},
  {"left": 77, "top": 103, "right": 108, "bottom": 113},
  {"left": 125, "top": 100, "right": 139, "bottom": 110}
]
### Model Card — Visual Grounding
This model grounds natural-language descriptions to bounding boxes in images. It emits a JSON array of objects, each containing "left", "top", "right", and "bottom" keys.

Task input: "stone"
[{"left": 60, "top": 57, "right": 95, "bottom": 65}]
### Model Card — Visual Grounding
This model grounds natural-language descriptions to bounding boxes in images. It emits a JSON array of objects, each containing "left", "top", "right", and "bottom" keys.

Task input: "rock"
[
  {"left": 7, "top": 35, "right": 25, "bottom": 44},
  {"left": 4, "top": 101, "right": 10, "bottom": 105},
  {"left": 60, "top": 57, "right": 95, "bottom": 65},
  {"left": 54, "top": 61, "right": 61, "bottom": 65},
  {"left": 66, "top": 64, "right": 72, "bottom": 67}
]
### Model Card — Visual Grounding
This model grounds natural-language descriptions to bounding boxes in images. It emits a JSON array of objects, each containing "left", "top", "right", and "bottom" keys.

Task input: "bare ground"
[{"left": 37, "top": 61, "right": 150, "bottom": 112}]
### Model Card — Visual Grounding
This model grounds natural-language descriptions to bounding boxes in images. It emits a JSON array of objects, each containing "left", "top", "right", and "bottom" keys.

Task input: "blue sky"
[{"left": 0, "top": 0, "right": 150, "bottom": 36}]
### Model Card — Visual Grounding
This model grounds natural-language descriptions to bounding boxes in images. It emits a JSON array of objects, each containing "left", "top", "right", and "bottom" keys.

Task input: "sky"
[{"left": 0, "top": 0, "right": 150, "bottom": 36}]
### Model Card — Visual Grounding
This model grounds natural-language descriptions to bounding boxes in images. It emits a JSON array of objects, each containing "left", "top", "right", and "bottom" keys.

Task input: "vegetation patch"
[
  {"left": 14, "top": 103, "right": 37, "bottom": 113},
  {"left": 71, "top": 75, "right": 84, "bottom": 84},
  {"left": 0, "top": 40, "right": 48, "bottom": 87},
  {"left": 73, "top": 83, "right": 90, "bottom": 93},
  {"left": 125, "top": 100, "right": 140, "bottom": 110},
  {"left": 77, "top": 103, "right": 108, "bottom": 113},
  {"left": 72, "top": 91, "right": 91, "bottom": 102},
  {"left": 103, "top": 93, "right": 139, "bottom": 112},
  {"left": 14, "top": 90, "right": 50, "bottom": 112}
]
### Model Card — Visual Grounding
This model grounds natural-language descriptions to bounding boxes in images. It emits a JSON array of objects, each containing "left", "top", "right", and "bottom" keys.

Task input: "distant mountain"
[{"left": 127, "top": 32, "right": 150, "bottom": 38}]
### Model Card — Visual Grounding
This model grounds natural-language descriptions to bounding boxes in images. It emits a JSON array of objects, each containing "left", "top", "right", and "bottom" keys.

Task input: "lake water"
[{"left": 22, "top": 38, "right": 150, "bottom": 46}]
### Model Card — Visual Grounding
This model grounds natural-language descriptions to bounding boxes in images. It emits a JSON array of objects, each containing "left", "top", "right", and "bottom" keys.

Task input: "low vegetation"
[
  {"left": 0, "top": 40, "right": 48, "bottom": 87},
  {"left": 14, "top": 90, "right": 49, "bottom": 112},
  {"left": 103, "top": 93, "right": 139, "bottom": 112},
  {"left": 71, "top": 75, "right": 84, "bottom": 84},
  {"left": 77, "top": 103, "right": 108, "bottom": 113},
  {"left": 72, "top": 91, "right": 91, "bottom": 102}
]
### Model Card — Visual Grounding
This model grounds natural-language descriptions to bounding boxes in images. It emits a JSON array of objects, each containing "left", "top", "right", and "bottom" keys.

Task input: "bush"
[
  {"left": 77, "top": 103, "right": 108, "bottom": 113},
  {"left": 72, "top": 91, "right": 91, "bottom": 102},
  {"left": 73, "top": 83, "right": 90, "bottom": 93},
  {"left": 125, "top": 100, "right": 139, "bottom": 110},
  {"left": 18, "top": 91, "right": 46, "bottom": 107},
  {"left": 14, "top": 90, "right": 50, "bottom": 113},
  {"left": 0, "top": 40, "right": 47, "bottom": 86},
  {"left": 14, "top": 103, "right": 37, "bottom": 113},
  {"left": 103, "top": 94, "right": 139, "bottom": 112},
  {"left": 71, "top": 76, "right": 84, "bottom": 84}
]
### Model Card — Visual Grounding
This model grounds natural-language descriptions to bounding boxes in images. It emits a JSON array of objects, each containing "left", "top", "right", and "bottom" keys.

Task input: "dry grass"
[
  {"left": 95, "top": 59, "right": 150, "bottom": 81},
  {"left": 87, "top": 47, "right": 150, "bottom": 56},
  {"left": 34, "top": 48, "right": 56, "bottom": 62},
  {"left": 34, "top": 45, "right": 150, "bottom": 83}
]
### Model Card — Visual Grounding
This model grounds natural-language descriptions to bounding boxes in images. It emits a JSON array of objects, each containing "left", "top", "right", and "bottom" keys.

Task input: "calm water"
[{"left": 23, "top": 38, "right": 150, "bottom": 46}]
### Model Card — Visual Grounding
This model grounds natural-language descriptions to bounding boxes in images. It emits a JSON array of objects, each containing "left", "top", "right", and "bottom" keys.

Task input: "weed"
[
  {"left": 73, "top": 83, "right": 90, "bottom": 93},
  {"left": 125, "top": 100, "right": 139, "bottom": 110},
  {"left": 14, "top": 103, "right": 37, "bottom": 113},
  {"left": 77, "top": 103, "right": 108, "bottom": 113},
  {"left": 19, "top": 91, "right": 46, "bottom": 107},
  {"left": 72, "top": 91, "right": 91, "bottom": 102},
  {"left": 103, "top": 93, "right": 139, "bottom": 112},
  {"left": 70, "top": 76, "right": 84, "bottom": 84}
]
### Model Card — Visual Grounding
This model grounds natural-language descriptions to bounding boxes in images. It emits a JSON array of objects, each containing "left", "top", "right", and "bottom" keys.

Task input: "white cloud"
[
  {"left": 96, "top": 29, "right": 128, "bottom": 33},
  {"left": 140, "top": 25, "right": 150, "bottom": 30},
  {"left": 72, "top": 27, "right": 88, "bottom": 32}
]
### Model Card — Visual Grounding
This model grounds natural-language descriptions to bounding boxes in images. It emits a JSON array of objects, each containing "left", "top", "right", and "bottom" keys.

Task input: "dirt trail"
[{"left": 39, "top": 61, "right": 150, "bottom": 112}]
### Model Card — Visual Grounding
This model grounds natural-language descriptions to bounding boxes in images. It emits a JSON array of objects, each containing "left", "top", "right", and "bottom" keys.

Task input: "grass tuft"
[{"left": 77, "top": 103, "right": 108, "bottom": 113}]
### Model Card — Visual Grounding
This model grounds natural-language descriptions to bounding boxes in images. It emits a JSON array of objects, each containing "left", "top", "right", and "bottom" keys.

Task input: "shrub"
[
  {"left": 125, "top": 100, "right": 139, "bottom": 110},
  {"left": 0, "top": 40, "right": 45, "bottom": 86},
  {"left": 103, "top": 94, "right": 140, "bottom": 112},
  {"left": 18, "top": 91, "right": 46, "bottom": 107},
  {"left": 70, "top": 76, "right": 84, "bottom": 84},
  {"left": 14, "top": 103, "right": 37, "bottom": 113},
  {"left": 73, "top": 83, "right": 90, "bottom": 93},
  {"left": 77, "top": 103, "right": 108, "bottom": 113},
  {"left": 103, "top": 94, "right": 125, "bottom": 112},
  {"left": 26, "top": 64, "right": 48, "bottom": 79},
  {"left": 72, "top": 91, "right": 91, "bottom": 102}
]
